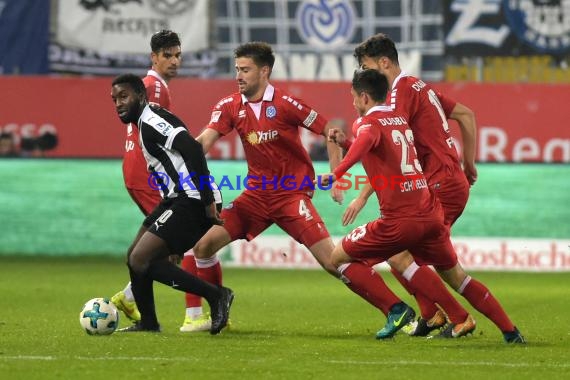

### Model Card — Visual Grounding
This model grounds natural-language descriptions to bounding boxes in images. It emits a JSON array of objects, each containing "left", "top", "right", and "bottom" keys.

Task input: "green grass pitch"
[{"left": 1, "top": 256, "right": 569, "bottom": 379}]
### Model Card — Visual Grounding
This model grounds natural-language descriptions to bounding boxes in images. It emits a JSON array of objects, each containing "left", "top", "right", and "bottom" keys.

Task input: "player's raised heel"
[
  {"left": 406, "top": 309, "right": 448, "bottom": 337},
  {"left": 111, "top": 291, "right": 141, "bottom": 322},
  {"left": 504, "top": 327, "right": 526, "bottom": 344},
  {"left": 180, "top": 313, "right": 212, "bottom": 332},
  {"left": 436, "top": 314, "right": 476, "bottom": 339},
  {"left": 376, "top": 302, "right": 416, "bottom": 340}
]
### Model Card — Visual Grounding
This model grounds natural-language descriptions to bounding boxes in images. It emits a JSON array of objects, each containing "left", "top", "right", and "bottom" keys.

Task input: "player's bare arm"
[
  {"left": 196, "top": 128, "right": 222, "bottom": 154},
  {"left": 323, "top": 123, "right": 345, "bottom": 204},
  {"left": 342, "top": 183, "right": 374, "bottom": 226},
  {"left": 450, "top": 102, "right": 478, "bottom": 185}
]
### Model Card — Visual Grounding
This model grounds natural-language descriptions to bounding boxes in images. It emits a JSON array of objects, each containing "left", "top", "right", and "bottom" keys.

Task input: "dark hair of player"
[
  {"left": 150, "top": 30, "right": 181, "bottom": 54},
  {"left": 234, "top": 42, "right": 276, "bottom": 70},
  {"left": 112, "top": 73, "right": 147, "bottom": 98},
  {"left": 353, "top": 33, "right": 399, "bottom": 66},
  {"left": 352, "top": 69, "right": 389, "bottom": 103}
]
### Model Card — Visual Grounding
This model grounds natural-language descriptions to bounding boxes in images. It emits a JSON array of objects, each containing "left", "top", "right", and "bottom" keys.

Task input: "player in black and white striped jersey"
[{"left": 110, "top": 73, "right": 233, "bottom": 335}]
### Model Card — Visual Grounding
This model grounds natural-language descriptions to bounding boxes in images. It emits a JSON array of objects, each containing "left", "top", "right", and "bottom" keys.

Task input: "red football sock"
[
  {"left": 405, "top": 266, "right": 468, "bottom": 324},
  {"left": 461, "top": 277, "right": 515, "bottom": 332},
  {"left": 391, "top": 267, "right": 439, "bottom": 320},
  {"left": 195, "top": 256, "right": 222, "bottom": 286},
  {"left": 342, "top": 262, "right": 401, "bottom": 316},
  {"left": 181, "top": 254, "right": 202, "bottom": 308}
]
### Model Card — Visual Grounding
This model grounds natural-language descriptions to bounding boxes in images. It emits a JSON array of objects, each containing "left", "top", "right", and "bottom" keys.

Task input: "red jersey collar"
[
  {"left": 365, "top": 105, "right": 392, "bottom": 116},
  {"left": 241, "top": 84, "right": 275, "bottom": 104},
  {"left": 146, "top": 69, "right": 169, "bottom": 88},
  {"left": 391, "top": 71, "right": 409, "bottom": 90}
]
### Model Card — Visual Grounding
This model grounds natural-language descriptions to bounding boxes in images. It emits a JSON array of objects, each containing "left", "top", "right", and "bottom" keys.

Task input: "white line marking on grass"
[
  {"left": 327, "top": 359, "right": 570, "bottom": 369},
  {"left": 0, "top": 356, "right": 56, "bottom": 361},
  {"left": 2, "top": 356, "right": 569, "bottom": 370}
]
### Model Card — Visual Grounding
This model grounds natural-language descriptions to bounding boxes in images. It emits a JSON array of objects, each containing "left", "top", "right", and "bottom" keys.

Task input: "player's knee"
[
  {"left": 387, "top": 251, "right": 414, "bottom": 273},
  {"left": 193, "top": 239, "right": 214, "bottom": 259},
  {"left": 128, "top": 252, "right": 148, "bottom": 275}
]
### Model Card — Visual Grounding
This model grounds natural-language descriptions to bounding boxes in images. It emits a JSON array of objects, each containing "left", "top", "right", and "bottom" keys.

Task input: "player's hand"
[
  {"left": 331, "top": 182, "right": 344, "bottom": 205},
  {"left": 464, "top": 163, "right": 478, "bottom": 186},
  {"left": 205, "top": 202, "right": 224, "bottom": 226},
  {"left": 342, "top": 197, "right": 367, "bottom": 226},
  {"left": 315, "top": 173, "right": 336, "bottom": 188},
  {"left": 328, "top": 128, "right": 346, "bottom": 146}
]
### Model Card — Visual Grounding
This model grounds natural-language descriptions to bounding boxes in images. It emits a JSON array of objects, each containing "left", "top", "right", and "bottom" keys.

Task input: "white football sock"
[{"left": 123, "top": 282, "right": 135, "bottom": 302}]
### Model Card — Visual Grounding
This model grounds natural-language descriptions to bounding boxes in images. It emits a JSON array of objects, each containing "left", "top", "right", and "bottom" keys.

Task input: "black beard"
[{"left": 120, "top": 103, "right": 144, "bottom": 124}]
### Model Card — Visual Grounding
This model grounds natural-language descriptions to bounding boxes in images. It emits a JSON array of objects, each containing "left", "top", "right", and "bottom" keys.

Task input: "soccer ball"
[{"left": 79, "top": 298, "right": 119, "bottom": 335}]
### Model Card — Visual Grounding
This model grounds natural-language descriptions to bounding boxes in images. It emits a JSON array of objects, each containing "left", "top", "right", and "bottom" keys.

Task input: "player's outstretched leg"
[{"left": 438, "top": 266, "right": 525, "bottom": 343}]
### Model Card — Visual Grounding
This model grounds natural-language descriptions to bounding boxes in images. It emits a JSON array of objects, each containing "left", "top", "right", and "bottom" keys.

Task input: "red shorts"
[
  {"left": 220, "top": 190, "right": 330, "bottom": 248},
  {"left": 342, "top": 217, "right": 458, "bottom": 271},
  {"left": 126, "top": 187, "right": 162, "bottom": 216},
  {"left": 431, "top": 171, "right": 470, "bottom": 227}
]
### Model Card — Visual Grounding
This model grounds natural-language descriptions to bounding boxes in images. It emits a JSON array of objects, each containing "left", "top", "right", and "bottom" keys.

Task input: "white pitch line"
[
  {"left": 326, "top": 359, "right": 570, "bottom": 369},
  {"left": 0, "top": 356, "right": 56, "bottom": 361},
  {"left": 2, "top": 356, "right": 569, "bottom": 369}
]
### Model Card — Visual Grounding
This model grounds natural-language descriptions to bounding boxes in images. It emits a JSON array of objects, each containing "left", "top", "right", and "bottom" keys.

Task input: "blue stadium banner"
[
  {"left": 0, "top": 0, "right": 49, "bottom": 74},
  {"left": 444, "top": 0, "right": 570, "bottom": 57}
]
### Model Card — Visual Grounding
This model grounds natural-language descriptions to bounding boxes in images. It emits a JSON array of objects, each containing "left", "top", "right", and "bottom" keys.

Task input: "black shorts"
[{"left": 143, "top": 197, "right": 221, "bottom": 256}]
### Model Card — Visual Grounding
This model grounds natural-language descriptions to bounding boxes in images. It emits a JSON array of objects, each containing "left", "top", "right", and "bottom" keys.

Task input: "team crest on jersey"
[
  {"left": 245, "top": 130, "right": 279, "bottom": 145},
  {"left": 156, "top": 121, "right": 173, "bottom": 136},
  {"left": 265, "top": 105, "right": 277, "bottom": 119}
]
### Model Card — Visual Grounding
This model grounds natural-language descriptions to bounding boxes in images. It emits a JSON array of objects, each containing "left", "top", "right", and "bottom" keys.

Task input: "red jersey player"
[
  {"left": 349, "top": 33, "right": 476, "bottom": 337},
  {"left": 191, "top": 42, "right": 348, "bottom": 321},
  {"left": 319, "top": 69, "right": 524, "bottom": 343},
  {"left": 346, "top": 35, "right": 525, "bottom": 342}
]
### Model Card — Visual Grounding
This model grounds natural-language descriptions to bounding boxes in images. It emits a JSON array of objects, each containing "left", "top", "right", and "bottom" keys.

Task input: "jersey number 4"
[{"left": 298, "top": 199, "right": 314, "bottom": 221}]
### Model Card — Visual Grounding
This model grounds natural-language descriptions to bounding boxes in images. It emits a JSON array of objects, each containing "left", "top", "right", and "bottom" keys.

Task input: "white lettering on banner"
[
  {"left": 446, "top": 0, "right": 510, "bottom": 47},
  {"left": 478, "top": 127, "right": 570, "bottom": 162},
  {"left": 479, "top": 127, "right": 507, "bottom": 161},
  {"left": 56, "top": 0, "right": 208, "bottom": 54},
  {"left": 208, "top": 125, "right": 570, "bottom": 162},
  {"left": 272, "top": 52, "right": 421, "bottom": 80},
  {"left": 219, "top": 236, "right": 570, "bottom": 271},
  {"left": 544, "top": 139, "right": 570, "bottom": 163}
]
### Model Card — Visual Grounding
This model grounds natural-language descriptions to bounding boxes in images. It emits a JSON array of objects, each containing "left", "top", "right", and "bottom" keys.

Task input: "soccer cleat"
[
  {"left": 111, "top": 291, "right": 141, "bottom": 322},
  {"left": 503, "top": 327, "right": 526, "bottom": 344},
  {"left": 179, "top": 313, "right": 212, "bottom": 332},
  {"left": 436, "top": 314, "right": 476, "bottom": 338},
  {"left": 209, "top": 287, "right": 234, "bottom": 335},
  {"left": 117, "top": 321, "right": 160, "bottom": 333},
  {"left": 406, "top": 309, "right": 448, "bottom": 337},
  {"left": 376, "top": 302, "right": 416, "bottom": 340}
]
